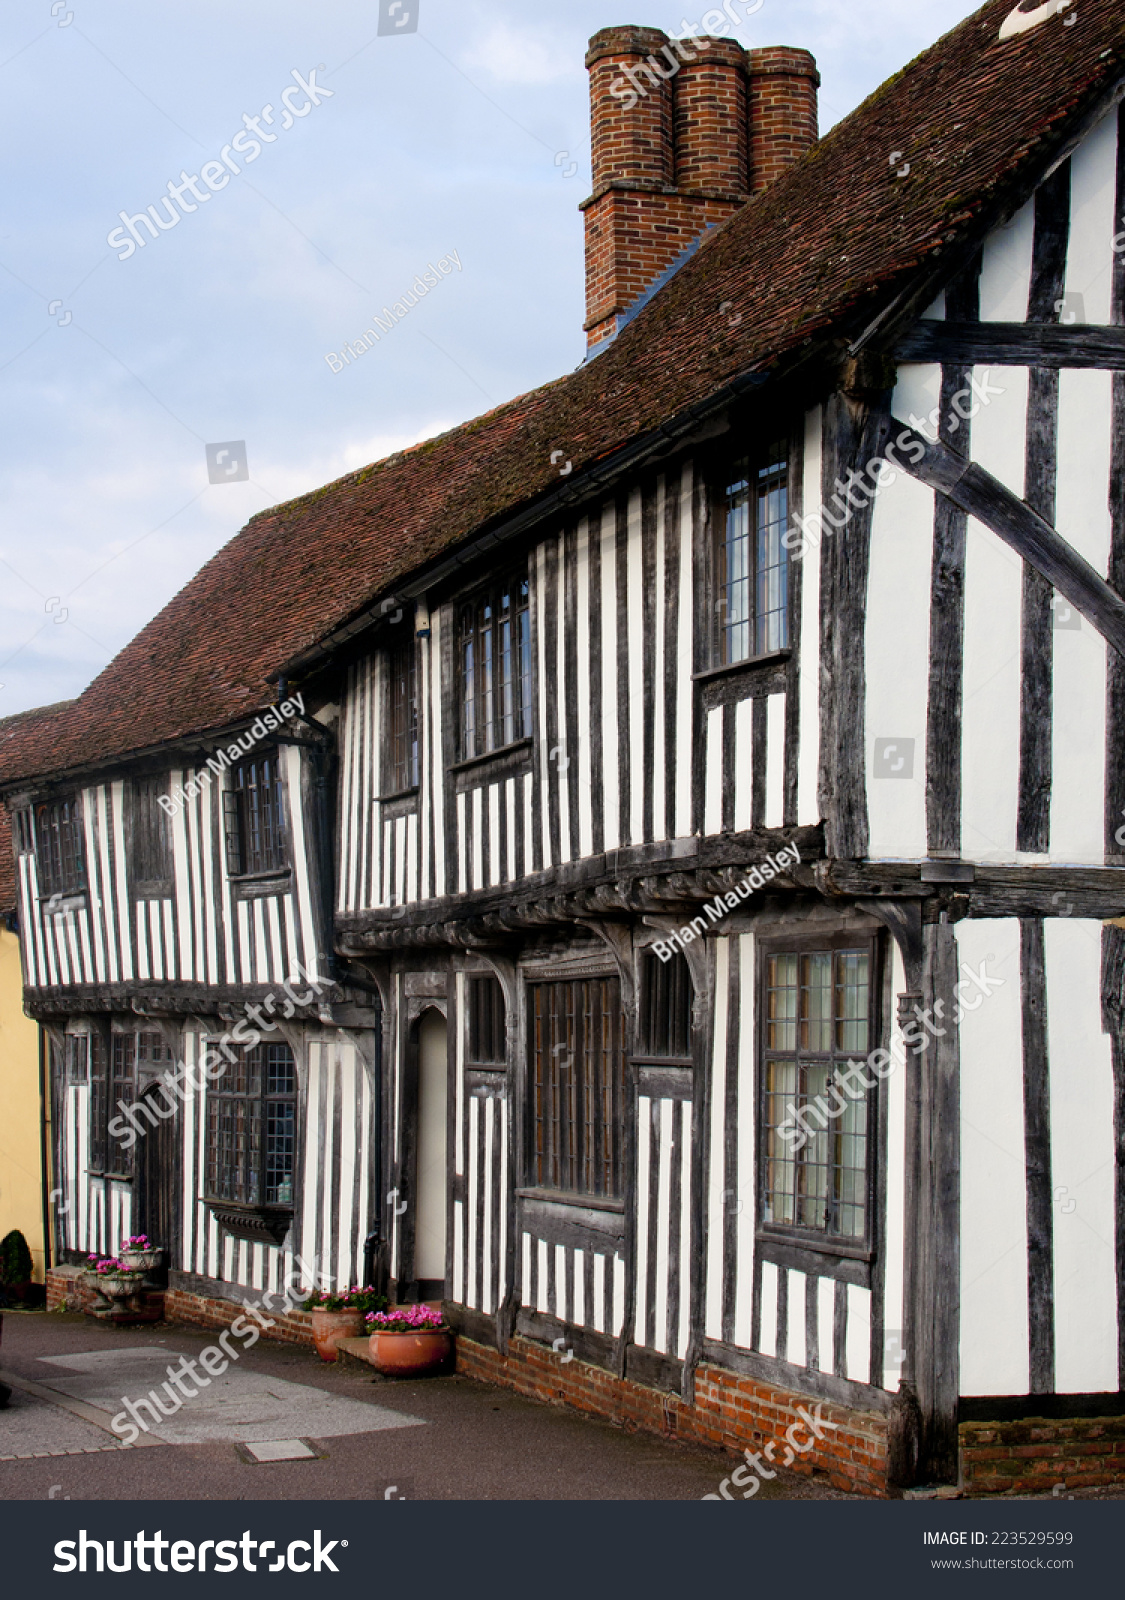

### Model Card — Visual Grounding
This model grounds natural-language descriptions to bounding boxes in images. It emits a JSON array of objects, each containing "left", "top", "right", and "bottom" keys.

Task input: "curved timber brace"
[{"left": 891, "top": 421, "right": 1125, "bottom": 659}]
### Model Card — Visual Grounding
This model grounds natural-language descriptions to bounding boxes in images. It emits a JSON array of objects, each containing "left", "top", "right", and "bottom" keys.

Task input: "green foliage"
[{"left": 0, "top": 1230, "right": 33, "bottom": 1286}]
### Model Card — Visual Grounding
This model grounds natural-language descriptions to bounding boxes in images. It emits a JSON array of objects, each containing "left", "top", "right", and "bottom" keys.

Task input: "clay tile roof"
[
  {"left": 1, "top": 0, "right": 1122, "bottom": 788},
  {"left": 0, "top": 702, "right": 74, "bottom": 907}
]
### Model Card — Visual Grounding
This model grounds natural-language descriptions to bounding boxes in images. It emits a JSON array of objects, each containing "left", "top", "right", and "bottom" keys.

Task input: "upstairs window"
[
  {"left": 206, "top": 1042, "right": 297, "bottom": 1209},
  {"left": 639, "top": 951, "right": 694, "bottom": 1062},
  {"left": 468, "top": 975, "right": 506, "bottom": 1066},
  {"left": 459, "top": 572, "right": 532, "bottom": 761},
  {"left": 760, "top": 939, "right": 876, "bottom": 1247},
  {"left": 716, "top": 440, "right": 790, "bottom": 664},
  {"left": 386, "top": 640, "right": 419, "bottom": 794},
  {"left": 34, "top": 796, "right": 87, "bottom": 898},
  {"left": 223, "top": 752, "right": 287, "bottom": 878},
  {"left": 133, "top": 775, "right": 173, "bottom": 885}
]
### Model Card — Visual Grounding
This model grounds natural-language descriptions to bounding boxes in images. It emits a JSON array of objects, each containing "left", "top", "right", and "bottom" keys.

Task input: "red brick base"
[
  {"left": 961, "top": 1416, "right": 1125, "bottom": 1496},
  {"left": 46, "top": 1265, "right": 163, "bottom": 1323},
  {"left": 456, "top": 1334, "right": 889, "bottom": 1497},
  {"left": 161, "top": 1287, "right": 314, "bottom": 1348}
]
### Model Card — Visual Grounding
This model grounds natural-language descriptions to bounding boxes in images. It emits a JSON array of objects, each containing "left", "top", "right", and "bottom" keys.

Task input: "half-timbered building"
[{"left": 4, "top": 0, "right": 1125, "bottom": 1494}]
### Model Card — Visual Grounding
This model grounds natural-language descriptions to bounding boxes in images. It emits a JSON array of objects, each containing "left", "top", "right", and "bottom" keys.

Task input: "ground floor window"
[
  {"left": 205, "top": 1042, "right": 297, "bottom": 1208},
  {"left": 527, "top": 976, "right": 626, "bottom": 1199},
  {"left": 760, "top": 936, "right": 877, "bottom": 1247}
]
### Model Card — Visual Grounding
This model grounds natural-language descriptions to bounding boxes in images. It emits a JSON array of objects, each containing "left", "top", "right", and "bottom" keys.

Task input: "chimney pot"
[{"left": 582, "top": 26, "right": 819, "bottom": 351}]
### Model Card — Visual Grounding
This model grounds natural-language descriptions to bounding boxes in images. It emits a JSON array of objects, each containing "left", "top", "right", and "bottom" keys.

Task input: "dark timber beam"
[
  {"left": 895, "top": 322, "right": 1125, "bottom": 369},
  {"left": 892, "top": 421, "right": 1125, "bottom": 661}
]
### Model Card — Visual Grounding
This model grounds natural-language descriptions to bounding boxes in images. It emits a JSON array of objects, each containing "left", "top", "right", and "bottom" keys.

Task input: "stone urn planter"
[
  {"left": 119, "top": 1248, "right": 161, "bottom": 1276},
  {"left": 366, "top": 1306, "right": 453, "bottom": 1376},
  {"left": 311, "top": 1308, "right": 364, "bottom": 1362},
  {"left": 84, "top": 1261, "right": 147, "bottom": 1317}
]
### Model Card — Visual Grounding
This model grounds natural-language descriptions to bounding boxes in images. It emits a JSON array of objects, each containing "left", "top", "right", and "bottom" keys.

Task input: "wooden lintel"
[{"left": 895, "top": 320, "right": 1125, "bottom": 369}]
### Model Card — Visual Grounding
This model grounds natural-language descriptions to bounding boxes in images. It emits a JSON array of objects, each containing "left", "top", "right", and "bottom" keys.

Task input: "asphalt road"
[{"left": 0, "top": 1311, "right": 858, "bottom": 1502}]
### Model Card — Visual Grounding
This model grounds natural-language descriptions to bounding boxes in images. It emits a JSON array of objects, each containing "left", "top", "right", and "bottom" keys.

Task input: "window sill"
[
  {"left": 757, "top": 1228, "right": 874, "bottom": 1266},
  {"left": 133, "top": 879, "right": 175, "bottom": 900},
  {"left": 516, "top": 1187, "right": 625, "bottom": 1215},
  {"left": 205, "top": 1200, "right": 294, "bottom": 1246},
  {"left": 86, "top": 1170, "right": 133, "bottom": 1183},
  {"left": 376, "top": 784, "right": 420, "bottom": 806},
  {"left": 449, "top": 737, "right": 533, "bottom": 777},
  {"left": 228, "top": 869, "right": 292, "bottom": 888},
  {"left": 693, "top": 651, "right": 790, "bottom": 685}
]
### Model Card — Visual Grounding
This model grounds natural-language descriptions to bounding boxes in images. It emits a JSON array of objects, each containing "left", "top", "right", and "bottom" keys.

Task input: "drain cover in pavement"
[{"left": 243, "top": 1440, "right": 317, "bottom": 1462}]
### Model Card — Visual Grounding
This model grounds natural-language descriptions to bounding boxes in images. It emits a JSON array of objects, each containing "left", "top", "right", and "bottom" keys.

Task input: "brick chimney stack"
[{"left": 582, "top": 26, "right": 819, "bottom": 352}]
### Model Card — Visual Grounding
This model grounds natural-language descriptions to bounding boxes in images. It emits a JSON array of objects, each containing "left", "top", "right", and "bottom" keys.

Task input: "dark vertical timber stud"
[
  {"left": 819, "top": 392, "right": 893, "bottom": 860},
  {"left": 914, "top": 919, "right": 961, "bottom": 1483},
  {"left": 543, "top": 540, "right": 562, "bottom": 871},
  {"left": 1108, "top": 107, "right": 1125, "bottom": 864},
  {"left": 1019, "top": 163, "right": 1070, "bottom": 854},
  {"left": 641, "top": 480, "right": 658, "bottom": 847},
  {"left": 783, "top": 421, "right": 804, "bottom": 827},
  {"left": 615, "top": 496, "right": 632, "bottom": 848},
  {"left": 926, "top": 255, "right": 979, "bottom": 857},
  {"left": 663, "top": 471, "right": 682, "bottom": 842},
  {"left": 1021, "top": 919, "right": 1055, "bottom": 1392},
  {"left": 587, "top": 508, "right": 606, "bottom": 859}
]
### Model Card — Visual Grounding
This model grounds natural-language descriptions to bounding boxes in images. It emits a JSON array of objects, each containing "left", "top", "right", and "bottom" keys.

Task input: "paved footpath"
[{"left": 0, "top": 1311, "right": 858, "bottom": 1502}]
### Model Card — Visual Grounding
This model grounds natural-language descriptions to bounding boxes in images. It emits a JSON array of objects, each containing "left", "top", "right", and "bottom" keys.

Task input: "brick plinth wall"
[
  {"left": 47, "top": 1266, "right": 315, "bottom": 1348},
  {"left": 46, "top": 1265, "right": 164, "bottom": 1321},
  {"left": 961, "top": 1417, "right": 1125, "bottom": 1495},
  {"left": 456, "top": 1334, "right": 889, "bottom": 1496},
  {"left": 162, "top": 1289, "right": 314, "bottom": 1348}
]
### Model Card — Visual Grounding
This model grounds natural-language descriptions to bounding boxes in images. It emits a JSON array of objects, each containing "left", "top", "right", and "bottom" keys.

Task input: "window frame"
[
  {"left": 456, "top": 570, "right": 533, "bottom": 764},
  {"left": 132, "top": 774, "right": 174, "bottom": 891},
  {"left": 635, "top": 949, "right": 694, "bottom": 1066},
  {"left": 524, "top": 974, "right": 627, "bottom": 1203},
  {"left": 383, "top": 637, "right": 420, "bottom": 798},
  {"left": 223, "top": 749, "right": 289, "bottom": 880},
  {"left": 204, "top": 1040, "right": 299, "bottom": 1213},
  {"left": 756, "top": 929, "right": 884, "bottom": 1264},
  {"left": 467, "top": 974, "right": 507, "bottom": 1068},
  {"left": 710, "top": 433, "right": 794, "bottom": 670},
  {"left": 33, "top": 794, "right": 87, "bottom": 900}
]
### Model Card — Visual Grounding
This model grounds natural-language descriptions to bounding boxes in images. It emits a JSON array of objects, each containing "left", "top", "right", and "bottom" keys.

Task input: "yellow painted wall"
[{"left": 0, "top": 926, "right": 45, "bottom": 1281}]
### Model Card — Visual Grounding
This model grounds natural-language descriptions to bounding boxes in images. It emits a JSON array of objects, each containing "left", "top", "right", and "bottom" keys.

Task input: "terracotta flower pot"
[
  {"left": 311, "top": 1308, "right": 364, "bottom": 1361},
  {"left": 368, "top": 1329, "right": 453, "bottom": 1377}
]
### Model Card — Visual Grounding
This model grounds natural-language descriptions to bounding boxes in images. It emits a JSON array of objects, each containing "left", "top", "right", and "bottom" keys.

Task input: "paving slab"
[
  {"left": 0, "top": 1383, "right": 127, "bottom": 1460},
  {"left": 33, "top": 1346, "right": 428, "bottom": 1446}
]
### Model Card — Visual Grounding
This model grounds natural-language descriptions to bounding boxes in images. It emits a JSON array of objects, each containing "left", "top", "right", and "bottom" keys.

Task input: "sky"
[{"left": 0, "top": 0, "right": 984, "bottom": 719}]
